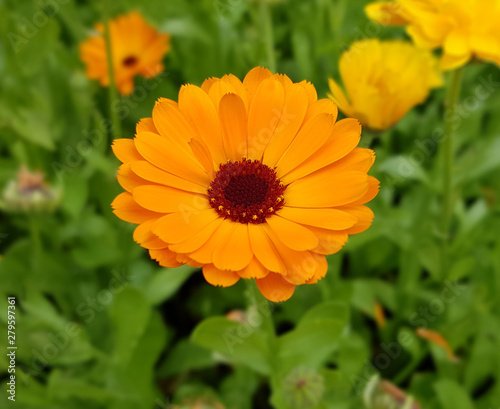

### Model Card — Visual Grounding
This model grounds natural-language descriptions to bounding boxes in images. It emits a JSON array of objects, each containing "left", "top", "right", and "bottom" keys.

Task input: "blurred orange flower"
[
  {"left": 328, "top": 39, "right": 442, "bottom": 131},
  {"left": 365, "top": 0, "right": 500, "bottom": 70},
  {"left": 111, "top": 67, "right": 379, "bottom": 302},
  {"left": 416, "top": 328, "right": 458, "bottom": 361},
  {"left": 79, "top": 11, "right": 170, "bottom": 95}
]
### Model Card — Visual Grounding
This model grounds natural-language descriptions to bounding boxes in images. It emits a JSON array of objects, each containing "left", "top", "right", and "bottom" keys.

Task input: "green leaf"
[
  {"left": 278, "top": 319, "right": 344, "bottom": 372},
  {"left": 191, "top": 316, "right": 271, "bottom": 375},
  {"left": 158, "top": 339, "right": 217, "bottom": 377},
  {"left": 434, "top": 379, "right": 475, "bottom": 409},
  {"left": 145, "top": 265, "right": 197, "bottom": 305},
  {"left": 109, "top": 287, "right": 151, "bottom": 367}
]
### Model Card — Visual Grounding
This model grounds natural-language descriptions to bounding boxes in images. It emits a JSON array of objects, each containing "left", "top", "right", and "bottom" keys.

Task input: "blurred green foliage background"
[{"left": 1, "top": 0, "right": 500, "bottom": 408}]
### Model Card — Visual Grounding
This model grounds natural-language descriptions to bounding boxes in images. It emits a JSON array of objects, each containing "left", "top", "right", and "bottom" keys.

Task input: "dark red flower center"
[
  {"left": 122, "top": 55, "right": 138, "bottom": 67},
  {"left": 208, "top": 159, "right": 286, "bottom": 224}
]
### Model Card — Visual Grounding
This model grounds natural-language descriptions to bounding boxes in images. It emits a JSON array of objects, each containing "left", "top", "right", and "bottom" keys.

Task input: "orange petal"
[
  {"left": 263, "top": 224, "right": 317, "bottom": 285},
  {"left": 201, "top": 77, "right": 218, "bottom": 93},
  {"left": 307, "top": 226, "right": 348, "bottom": 255},
  {"left": 297, "top": 80, "right": 318, "bottom": 104},
  {"left": 302, "top": 98, "right": 338, "bottom": 123},
  {"left": 238, "top": 257, "right": 269, "bottom": 279},
  {"left": 131, "top": 161, "right": 206, "bottom": 193},
  {"left": 133, "top": 185, "right": 208, "bottom": 213},
  {"left": 189, "top": 137, "right": 215, "bottom": 178},
  {"left": 111, "top": 192, "right": 162, "bottom": 224},
  {"left": 178, "top": 84, "right": 226, "bottom": 165},
  {"left": 281, "top": 118, "right": 362, "bottom": 184},
  {"left": 321, "top": 146, "right": 375, "bottom": 174},
  {"left": 262, "top": 84, "right": 310, "bottom": 167},
  {"left": 286, "top": 171, "right": 369, "bottom": 208},
  {"left": 305, "top": 254, "right": 328, "bottom": 284},
  {"left": 212, "top": 222, "right": 253, "bottom": 271},
  {"left": 248, "top": 224, "right": 286, "bottom": 274},
  {"left": 152, "top": 98, "right": 196, "bottom": 143},
  {"left": 133, "top": 219, "right": 168, "bottom": 250},
  {"left": 337, "top": 205, "right": 375, "bottom": 235},
  {"left": 136, "top": 118, "right": 158, "bottom": 134},
  {"left": 247, "top": 77, "right": 285, "bottom": 160},
  {"left": 117, "top": 163, "right": 148, "bottom": 192},
  {"left": 134, "top": 131, "right": 209, "bottom": 184},
  {"left": 243, "top": 66, "right": 273, "bottom": 103},
  {"left": 152, "top": 209, "right": 219, "bottom": 244},
  {"left": 351, "top": 176, "right": 380, "bottom": 206},
  {"left": 266, "top": 216, "right": 318, "bottom": 251},
  {"left": 169, "top": 217, "right": 225, "bottom": 253},
  {"left": 112, "top": 138, "right": 143, "bottom": 163},
  {"left": 219, "top": 93, "right": 248, "bottom": 160},
  {"left": 416, "top": 328, "right": 458, "bottom": 361},
  {"left": 256, "top": 273, "right": 295, "bottom": 302},
  {"left": 275, "top": 113, "right": 335, "bottom": 177},
  {"left": 149, "top": 248, "right": 183, "bottom": 268},
  {"left": 277, "top": 206, "right": 358, "bottom": 230},
  {"left": 202, "top": 264, "right": 240, "bottom": 287},
  {"left": 189, "top": 219, "right": 234, "bottom": 264}
]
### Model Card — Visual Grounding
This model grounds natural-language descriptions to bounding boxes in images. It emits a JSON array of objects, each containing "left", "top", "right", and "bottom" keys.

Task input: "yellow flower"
[
  {"left": 111, "top": 67, "right": 379, "bottom": 302},
  {"left": 365, "top": 0, "right": 500, "bottom": 70},
  {"left": 328, "top": 39, "right": 442, "bottom": 131},
  {"left": 79, "top": 11, "right": 170, "bottom": 95}
]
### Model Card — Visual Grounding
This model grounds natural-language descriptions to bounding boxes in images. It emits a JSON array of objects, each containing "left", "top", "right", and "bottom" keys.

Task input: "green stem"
[
  {"left": 440, "top": 67, "right": 464, "bottom": 278},
  {"left": 259, "top": 0, "right": 276, "bottom": 73},
  {"left": 29, "top": 214, "right": 42, "bottom": 272},
  {"left": 103, "top": 17, "right": 122, "bottom": 141},
  {"left": 245, "top": 279, "right": 277, "bottom": 370}
]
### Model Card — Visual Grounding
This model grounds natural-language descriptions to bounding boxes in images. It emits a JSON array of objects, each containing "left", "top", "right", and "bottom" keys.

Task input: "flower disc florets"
[{"left": 208, "top": 159, "right": 286, "bottom": 224}]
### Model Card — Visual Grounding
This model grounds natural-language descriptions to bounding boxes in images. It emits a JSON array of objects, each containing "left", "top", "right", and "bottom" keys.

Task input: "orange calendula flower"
[
  {"left": 328, "top": 39, "right": 442, "bottom": 131},
  {"left": 365, "top": 0, "right": 500, "bottom": 70},
  {"left": 416, "top": 328, "right": 459, "bottom": 362},
  {"left": 111, "top": 67, "right": 379, "bottom": 302},
  {"left": 79, "top": 11, "right": 170, "bottom": 95}
]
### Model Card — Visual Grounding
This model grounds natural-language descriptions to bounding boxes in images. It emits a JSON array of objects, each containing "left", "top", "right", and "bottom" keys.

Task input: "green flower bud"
[
  {"left": 0, "top": 166, "right": 61, "bottom": 213},
  {"left": 282, "top": 367, "right": 325, "bottom": 409}
]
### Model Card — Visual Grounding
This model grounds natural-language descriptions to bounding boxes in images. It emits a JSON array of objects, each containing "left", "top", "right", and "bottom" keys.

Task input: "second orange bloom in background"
[{"left": 79, "top": 11, "right": 170, "bottom": 95}]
